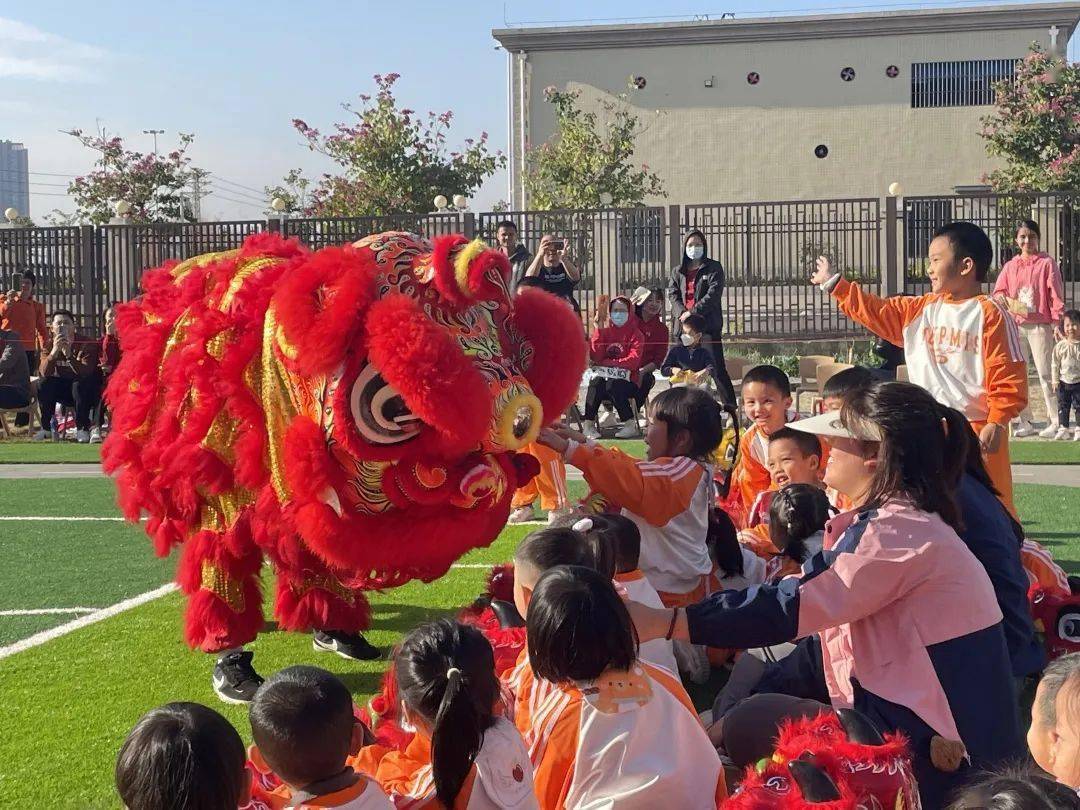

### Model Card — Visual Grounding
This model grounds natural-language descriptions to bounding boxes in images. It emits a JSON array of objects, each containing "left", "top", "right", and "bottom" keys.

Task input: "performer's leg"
[
  {"left": 974, "top": 420, "right": 1017, "bottom": 520},
  {"left": 272, "top": 544, "right": 378, "bottom": 660},
  {"left": 531, "top": 442, "right": 568, "bottom": 512},
  {"left": 584, "top": 378, "right": 608, "bottom": 422}
]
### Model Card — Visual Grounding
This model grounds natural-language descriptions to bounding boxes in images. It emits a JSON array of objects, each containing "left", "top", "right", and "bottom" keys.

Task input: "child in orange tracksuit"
[
  {"left": 537, "top": 386, "right": 725, "bottom": 609},
  {"left": 727, "top": 365, "right": 797, "bottom": 529},
  {"left": 508, "top": 442, "right": 569, "bottom": 524},
  {"left": 812, "top": 222, "right": 1027, "bottom": 516}
]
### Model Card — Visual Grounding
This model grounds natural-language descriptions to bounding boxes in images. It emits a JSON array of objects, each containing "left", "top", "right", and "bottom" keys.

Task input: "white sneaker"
[
  {"left": 599, "top": 409, "right": 620, "bottom": 429},
  {"left": 1013, "top": 420, "right": 1036, "bottom": 438},
  {"left": 614, "top": 419, "right": 640, "bottom": 439},
  {"left": 582, "top": 420, "right": 601, "bottom": 440},
  {"left": 88, "top": 427, "right": 102, "bottom": 444},
  {"left": 507, "top": 505, "right": 536, "bottom": 524},
  {"left": 1054, "top": 427, "right": 1072, "bottom": 441},
  {"left": 1039, "top": 423, "right": 1060, "bottom": 439},
  {"left": 546, "top": 506, "right": 572, "bottom": 526},
  {"left": 31, "top": 429, "right": 51, "bottom": 441},
  {"left": 76, "top": 429, "right": 90, "bottom": 443}
]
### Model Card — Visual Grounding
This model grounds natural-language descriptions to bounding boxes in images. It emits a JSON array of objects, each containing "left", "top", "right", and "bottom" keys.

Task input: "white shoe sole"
[
  {"left": 312, "top": 637, "right": 380, "bottom": 661},
  {"left": 212, "top": 676, "right": 253, "bottom": 705}
]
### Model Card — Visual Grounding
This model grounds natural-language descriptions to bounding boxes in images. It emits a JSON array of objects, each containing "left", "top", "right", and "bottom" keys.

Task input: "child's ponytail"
[{"left": 395, "top": 620, "right": 499, "bottom": 808}]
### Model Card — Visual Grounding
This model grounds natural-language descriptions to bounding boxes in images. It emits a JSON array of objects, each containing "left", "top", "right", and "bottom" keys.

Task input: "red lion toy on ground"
[{"left": 103, "top": 230, "right": 585, "bottom": 701}]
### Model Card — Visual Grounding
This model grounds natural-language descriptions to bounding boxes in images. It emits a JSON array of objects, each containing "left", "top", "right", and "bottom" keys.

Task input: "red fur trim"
[
  {"left": 272, "top": 244, "right": 376, "bottom": 377},
  {"left": 238, "top": 231, "right": 307, "bottom": 260},
  {"left": 511, "top": 288, "right": 588, "bottom": 423},
  {"left": 364, "top": 295, "right": 490, "bottom": 456},
  {"left": 486, "top": 563, "right": 516, "bottom": 604},
  {"left": 273, "top": 576, "right": 371, "bottom": 633},
  {"left": 466, "top": 249, "right": 511, "bottom": 301},
  {"left": 429, "top": 234, "right": 470, "bottom": 306}
]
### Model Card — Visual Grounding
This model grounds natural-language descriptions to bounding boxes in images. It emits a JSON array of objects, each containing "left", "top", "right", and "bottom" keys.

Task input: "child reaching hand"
[
  {"left": 537, "top": 386, "right": 725, "bottom": 608},
  {"left": 356, "top": 620, "right": 538, "bottom": 810}
]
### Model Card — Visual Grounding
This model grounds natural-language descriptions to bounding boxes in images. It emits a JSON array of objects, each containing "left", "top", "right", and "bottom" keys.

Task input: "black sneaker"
[
  {"left": 313, "top": 630, "right": 381, "bottom": 661},
  {"left": 212, "top": 650, "right": 264, "bottom": 704}
]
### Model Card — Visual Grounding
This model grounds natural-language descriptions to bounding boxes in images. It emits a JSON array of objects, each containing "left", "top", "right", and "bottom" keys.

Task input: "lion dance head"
[{"left": 103, "top": 231, "right": 586, "bottom": 652}]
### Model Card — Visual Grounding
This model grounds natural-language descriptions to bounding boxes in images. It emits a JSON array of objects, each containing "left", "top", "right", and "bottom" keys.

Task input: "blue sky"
[{"left": 1, "top": 0, "right": 1074, "bottom": 220}]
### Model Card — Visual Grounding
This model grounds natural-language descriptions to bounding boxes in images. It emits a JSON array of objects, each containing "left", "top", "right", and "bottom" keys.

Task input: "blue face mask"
[{"left": 610, "top": 311, "right": 629, "bottom": 327}]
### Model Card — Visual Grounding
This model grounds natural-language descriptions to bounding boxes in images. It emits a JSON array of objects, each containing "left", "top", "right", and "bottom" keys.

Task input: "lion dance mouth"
[{"left": 102, "top": 231, "right": 586, "bottom": 653}]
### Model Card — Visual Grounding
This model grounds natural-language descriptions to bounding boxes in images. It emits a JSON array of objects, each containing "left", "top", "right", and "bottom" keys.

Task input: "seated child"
[
  {"left": 537, "top": 386, "right": 724, "bottom": 608},
  {"left": 356, "top": 620, "right": 538, "bottom": 810},
  {"left": 514, "top": 565, "right": 726, "bottom": 808},
  {"left": 248, "top": 666, "right": 392, "bottom": 809},
  {"left": 728, "top": 365, "right": 795, "bottom": 527},
  {"left": 1029, "top": 654, "right": 1080, "bottom": 797},
  {"left": 739, "top": 426, "right": 824, "bottom": 559},
  {"left": 574, "top": 513, "right": 679, "bottom": 675},
  {"left": 660, "top": 313, "right": 715, "bottom": 386},
  {"left": 116, "top": 702, "right": 251, "bottom": 810}
]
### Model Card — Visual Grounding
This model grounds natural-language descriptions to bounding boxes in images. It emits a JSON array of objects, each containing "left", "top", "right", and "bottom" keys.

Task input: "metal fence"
[{"left": 1, "top": 193, "right": 1077, "bottom": 339}]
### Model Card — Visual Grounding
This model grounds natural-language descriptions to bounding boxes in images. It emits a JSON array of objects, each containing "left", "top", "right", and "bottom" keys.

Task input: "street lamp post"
[{"left": 143, "top": 129, "right": 165, "bottom": 155}]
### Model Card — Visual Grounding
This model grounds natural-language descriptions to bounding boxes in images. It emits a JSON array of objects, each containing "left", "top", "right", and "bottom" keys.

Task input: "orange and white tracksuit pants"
[{"left": 511, "top": 442, "right": 569, "bottom": 512}]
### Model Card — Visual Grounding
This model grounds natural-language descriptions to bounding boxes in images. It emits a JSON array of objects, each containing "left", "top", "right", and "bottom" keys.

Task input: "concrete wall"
[{"left": 511, "top": 24, "right": 1061, "bottom": 206}]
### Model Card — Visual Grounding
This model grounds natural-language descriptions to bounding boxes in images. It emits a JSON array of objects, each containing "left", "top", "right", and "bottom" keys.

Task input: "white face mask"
[
  {"left": 610, "top": 311, "right": 629, "bottom": 327},
  {"left": 686, "top": 245, "right": 704, "bottom": 261},
  {"left": 680, "top": 333, "right": 696, "bottom": 347}
]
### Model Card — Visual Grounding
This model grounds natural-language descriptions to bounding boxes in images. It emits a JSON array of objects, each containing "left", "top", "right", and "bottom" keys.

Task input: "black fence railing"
[{"left": 2, "top": 193, "right": 1077, "bottom": 339}]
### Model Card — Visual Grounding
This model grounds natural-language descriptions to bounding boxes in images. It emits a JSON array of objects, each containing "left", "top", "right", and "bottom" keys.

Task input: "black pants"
[
  {"left": 13, "top": 350, "right": 37, "bottom": 427},
  {"left": 704, "top": 335, "right": 737, "bottom": 408},
  {"left": 585, "top": 378, "right": 638, "bottom": 421},
  {"left": 38, "top": 374, "right": 103, "bottom": 431},
  {"left": 637, "top": 372, "right": 656, "bottom": 408},
  {"left": 1060, "top": 381, "right": 1080, "bottom": 428},
  {"left": 0, "top": 386, "right": 30, "bottom": 409}
]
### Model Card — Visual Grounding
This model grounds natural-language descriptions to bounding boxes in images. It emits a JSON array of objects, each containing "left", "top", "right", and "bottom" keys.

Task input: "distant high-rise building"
[{"left": 0, "top": 141, "right": 30, "bottom": 217}]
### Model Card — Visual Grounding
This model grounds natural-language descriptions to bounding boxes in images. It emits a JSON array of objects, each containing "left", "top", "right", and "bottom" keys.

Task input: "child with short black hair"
[
  {"left": 356, "top": 620, "right": 538, "bottom": 809},
  {"left": 729, "top": 365, "right": 794, "bottom": 526},
  {"left": 249, "top": 666, "right": 391, "bottom": 809},
  {"left": 576, "top": 513, "right": 679, "bottom": 674},
  {"left": 820, "top": 366, "right": 876, "bottom": 413},
  {"left": 1052, "top": 308, "right": 1080, "bottom": 441},
  {"left": 660, "top": 313, "right": 715, "bottom": 387},
  {"left": 116, "top": 702, "right": 250, "bottom": 810},
  {"left": 538, "top": 386, "right": 724, "bottom": 609},
  {"left": 516, "top": 565, "right": 725, "bottom": 807},
  {"left": 511, "top": 527, "right": 602, "bottom": 619}
]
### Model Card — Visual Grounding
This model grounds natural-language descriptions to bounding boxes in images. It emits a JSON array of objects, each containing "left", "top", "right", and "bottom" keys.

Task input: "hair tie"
[
  {"left": 446, "top": 666, "right": 461, "bottom": 679},
  {"left": 572, "top": 517, "right": 594, "bottom": 533}
]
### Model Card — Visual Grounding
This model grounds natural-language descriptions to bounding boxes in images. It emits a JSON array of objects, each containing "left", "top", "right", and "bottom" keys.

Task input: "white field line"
[
  {"left": 0, "top": 584, "right": 179, "bottom": 661},
  {"left": 0, "top": 515, "right": 126, "bottom": 521},
  {"left": 0, "top": 607, "right": 97, "bottom": 616}
]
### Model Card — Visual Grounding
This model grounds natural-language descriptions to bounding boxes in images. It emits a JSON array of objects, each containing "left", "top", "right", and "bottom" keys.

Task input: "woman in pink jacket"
[
  {"left": 630, "top": 381, "right": 1023, "bottom": 808},
  {"left": 993, "top": 219, "right": 1066, "bottom": 437}
]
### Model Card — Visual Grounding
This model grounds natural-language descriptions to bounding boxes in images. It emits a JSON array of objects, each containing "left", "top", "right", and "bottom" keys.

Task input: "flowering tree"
[
  {"left": 263, "top": 168, "right": 310, "bottom": 217},
  {"left": 981, "top": 45, "right": 1080, "bottom": 191},
  {"left": 523, "top": 85, "right": 666, "bottom": 210},
  {"left": 64, "top": 130, "right": 200, "bottom": 224},
  {"left": 290, "top": 73, "right": 504, "bottom": 217}
]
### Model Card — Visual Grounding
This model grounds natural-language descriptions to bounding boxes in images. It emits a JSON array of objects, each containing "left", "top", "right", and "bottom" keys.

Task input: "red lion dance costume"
[{"left": 102, "top": 230, "right": 585, "bottom": 692}]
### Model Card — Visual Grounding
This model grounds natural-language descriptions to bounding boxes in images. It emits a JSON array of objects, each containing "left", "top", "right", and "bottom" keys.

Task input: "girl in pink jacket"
[
  {"left": 631, "top": 381, "right": 1023, "bottom": 808},
  {"left": 993, "top": 219, "right": 1066, "bottom": 437}
]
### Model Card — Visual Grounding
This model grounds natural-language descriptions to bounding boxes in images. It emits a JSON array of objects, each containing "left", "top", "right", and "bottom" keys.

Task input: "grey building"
[
  {"left": 0, "top": 141, "right": 30, "bottom": 217},
  {"left": 493, "top": 2, "right": 1080, "bottom": 208}
]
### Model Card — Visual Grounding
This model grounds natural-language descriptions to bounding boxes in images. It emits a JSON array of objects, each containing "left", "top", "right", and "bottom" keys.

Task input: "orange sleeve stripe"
[{"left": 981, "top": 298, "right": 1029, "bottom": 424}]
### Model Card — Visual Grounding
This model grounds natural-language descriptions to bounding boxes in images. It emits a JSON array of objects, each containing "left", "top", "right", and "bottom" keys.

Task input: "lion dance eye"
[{"left": 350, "top": 363, "right": 421, "bottom": 445}]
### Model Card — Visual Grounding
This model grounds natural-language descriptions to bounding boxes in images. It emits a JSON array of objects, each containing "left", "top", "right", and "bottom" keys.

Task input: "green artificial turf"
[
  {"left": 1010, "top": 441, "right": 1080, "bottom": 465},
  {"left": 0, "top": 441, "right": 102, "bottom": 464},
  {"left": 0, "top": 472, "right": 1076, "bottom": 803}
]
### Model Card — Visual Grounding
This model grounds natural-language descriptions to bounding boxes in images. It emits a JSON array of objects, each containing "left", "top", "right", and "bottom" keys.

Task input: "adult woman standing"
[
  {"left": 993, "top": 219, "right": 1066, "bottom": 438},
  {"left": 629, "top": 381, "right": 1024, "bottom": 808},
  {"left": 666, "top": 231, "right": 736, "bottom": 406},
  {"left": 524, "top": 234, "right": 580, "bottom": 312},
  {"left": 631, "top": 286, "right": 667, "bottom": 407}
]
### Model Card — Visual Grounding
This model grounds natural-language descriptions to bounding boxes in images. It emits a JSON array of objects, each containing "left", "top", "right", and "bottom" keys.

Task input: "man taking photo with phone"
[
  {"left": 33, "top": 310, "right": 103, "bottom": 443},
  {"left": 523, "top": 233, "right": 581, "bottom": 312}
]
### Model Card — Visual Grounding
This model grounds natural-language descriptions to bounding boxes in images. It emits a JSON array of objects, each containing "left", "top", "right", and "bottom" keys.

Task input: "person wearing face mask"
[
  {"left": 660, "top": 314, "right": 715, "bottom": 386},
  {"left": 582, "top": 295, "right": 644, "bottom": 440},
  {"left": 666, "top": 231, "right": 736, "bottom": 407},
  {"left": 631, "top": 286, "right": 668, "bottom": 406},
  {"left": 524, "top": 233, "right": 580, "bottom": 312}
]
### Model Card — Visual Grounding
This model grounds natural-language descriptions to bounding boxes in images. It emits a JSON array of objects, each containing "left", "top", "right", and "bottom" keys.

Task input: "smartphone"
[
  {"left": 11, "top": 272, "right": 21, "bottom": 291},
  {"left": 550, "top": 241, "right": 565, "bottom": 251}
]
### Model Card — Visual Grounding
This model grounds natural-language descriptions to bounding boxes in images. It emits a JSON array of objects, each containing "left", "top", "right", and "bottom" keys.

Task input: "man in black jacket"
[
  {"left": 667, "top": 231, "right": 736, "bottom": 406},
  {"left": 496, "top": 220, "right": 533, "bottom": 295}
]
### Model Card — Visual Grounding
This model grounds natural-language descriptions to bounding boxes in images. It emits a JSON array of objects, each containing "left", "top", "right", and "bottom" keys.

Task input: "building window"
[
  {"left": 905, "top": 199, "right": 953, "bottom": 258},
  {"left": 910, "top": 59, "right": 1017, "bottom": 108}
]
